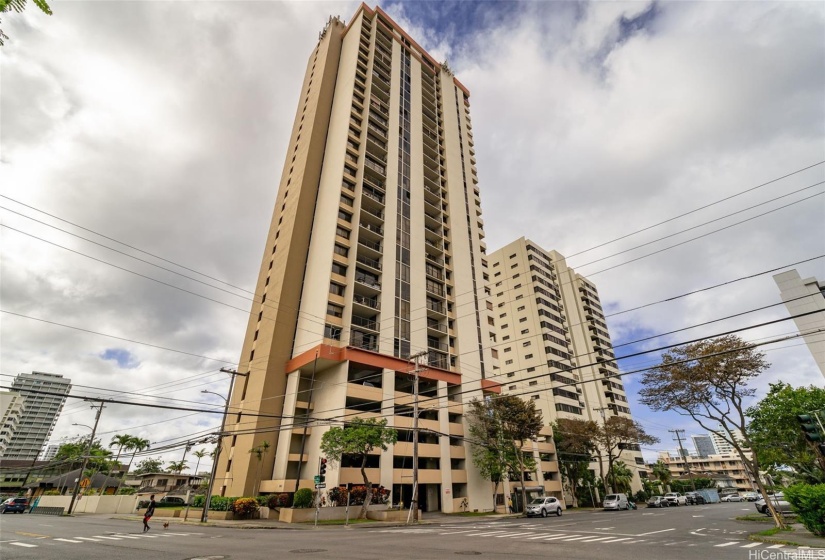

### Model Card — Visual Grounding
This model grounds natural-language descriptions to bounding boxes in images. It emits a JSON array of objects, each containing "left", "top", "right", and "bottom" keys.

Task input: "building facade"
[
  {"left": 486, "top": 239, "right": 646, "bottom": 499},
  {"left": 39, "top": 444, "right": 60, "bottom": 462},
  {"left": 774, "top": 269, "right": 825, "bottom": 377},
  {"left": 691, "top": 434, "right": 716, "bottom": 457},
  {"left": 0, "top": 391, "right": 26, "bottom": 457},
  {"left": 657, "top": 450, "right": 756, "bottom": 492},
  {"left": 216, "top": 5, "right": 500, "bottom": 513},
  {"left": 2, "top": 372, "right": 71, "bottom": 460},
  {"left": 709, "top": 429, "right": 744, "bottom": 456}
]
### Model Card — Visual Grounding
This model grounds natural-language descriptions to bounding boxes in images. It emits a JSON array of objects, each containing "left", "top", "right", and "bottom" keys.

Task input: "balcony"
[
  {"left": 427, "top": 351, "right": 449, "bottom": 369},
  {"left": 361, "top": 205, "right": 384, "bottom": 224},
  {"left": 350, "top": 330, "right": 379, "bottom": 352},
  {"left": 425, "top": 252, "right": 444, "bottom": 266},
  {"left": 425, "top": 264, "right": 443, "bottom": 280},
  {"left": 356, "top": 254, "right": 381, "bottom": 272},
  {"left": 360, "top": 222, "right": 384, "bottom": 238},
  {"left": 351, "top": 315, "right": 378, "bottom": 332},
  {"left": 353, "top": 294, "right": 380, "bottom": 311},
  {"left": 425, "top": 238, "right": 444, "bottom": 254},
  {"left": 362, "top": 188, "right": 385, "bottom": 206},
  {"left": 358, "top": 237, "right": 382, "bottom": 255},
  {"left": 426, "top": 299, "right": 446, "bottom": 318},
  {"left": 427, "top": 320, "right": 447, "bottom": 335},
  {"left": 427, "top": 339, "right": 449, "bottom": 352},
  {"left": 354, "top": 270, "right": 381, "bottom": 292}
]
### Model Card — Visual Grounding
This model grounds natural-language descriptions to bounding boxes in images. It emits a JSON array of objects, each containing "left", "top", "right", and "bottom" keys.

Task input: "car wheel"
[
  {"left": 556, "top": 508, "right": 562, "bottom": 516},
  {"left": 541, "top": 508, "right": 547, "bottom": 518}
]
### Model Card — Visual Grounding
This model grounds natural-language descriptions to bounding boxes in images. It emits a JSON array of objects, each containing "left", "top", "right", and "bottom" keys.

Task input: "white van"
[{"left": 603, "top": 493, "right": 629, "bottom": 510}]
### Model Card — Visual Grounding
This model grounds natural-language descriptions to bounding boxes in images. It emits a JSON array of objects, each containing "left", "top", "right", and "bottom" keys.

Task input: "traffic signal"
[
  {"left": 319, "top": 458, "right": 327, "bottom": 482},
  {"left": 797, "top": 413, "right": 824, "bottom": 442}
]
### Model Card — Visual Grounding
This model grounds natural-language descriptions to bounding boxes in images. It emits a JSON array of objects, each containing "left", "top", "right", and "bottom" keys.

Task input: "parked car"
[
  {"left": 647, "top": 496, "right": 670, "bottom": 508},
  {"left": 602, "top": 493, "right": 629, "bottom": 511},
  {"left": 664, "top": 492, "right": 687, "bottom": 506},
  {"left": 525, "top": 496, "right": 562, "bottom": 517},
  {"left": 0, "top": 497, "right": 29, "bottom": 514},
  {"left": 159, "top": 496, "right": 187, "bottom": 505},
  {"left": 742, "top": 492, "right": 759, "bottom": 502},
  {"left": 755, "top": 493, "right": 794, "bottom": 515},
  {"left": 685, "top": 492, "right": 700, "bottom": 505},
  {"left": 721, "top": 494, "right": 742, "bottom": 502}
]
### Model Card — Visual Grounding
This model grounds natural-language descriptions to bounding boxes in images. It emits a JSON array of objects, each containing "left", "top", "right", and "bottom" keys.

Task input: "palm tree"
[
  {"left": 609, "top": 461, "right": 633, "bottom": 494},
  {"left": 168, "top": 460, "right": 189, "bottom": 474},
  {"left": 249, "top": 440, "right": 270, "bottom": 496},
  {"left": 652, "top": 460, "right": 672, "bottom": 494},
  {"left": 105, "top": 434, "right": 134, "bottom": 492},
  {"left": 192, "top": 449, "right": 207, "bottom": 477},
  {"left": 116, "top": 437, "right": 150, "bottom": 494}
]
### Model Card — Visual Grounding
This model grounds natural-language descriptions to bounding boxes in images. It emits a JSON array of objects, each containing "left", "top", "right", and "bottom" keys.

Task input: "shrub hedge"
[
  {"left": 293, "top": 488, "right": 314, "bottom": 508},
  {"left": 784, "top": 483, "right": 825, "bottom": 536}
]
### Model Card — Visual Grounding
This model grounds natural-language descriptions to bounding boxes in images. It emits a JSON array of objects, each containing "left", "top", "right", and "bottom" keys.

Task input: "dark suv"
[{"left": 0, "top": 497, "right": 29, "bottom": 513}]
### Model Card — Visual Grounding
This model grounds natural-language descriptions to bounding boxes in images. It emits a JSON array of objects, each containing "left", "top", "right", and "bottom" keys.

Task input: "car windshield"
[
  {"left": 605, "top": 495, "right": 618, "bottom": 500},
  {"left": 529, "top": 499, "right": 545, "bottom": 505}
]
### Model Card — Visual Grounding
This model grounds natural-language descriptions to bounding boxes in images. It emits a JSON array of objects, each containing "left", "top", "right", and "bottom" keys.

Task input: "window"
[
  {"left": 517, "top": 306, "right": 525, "bottom": 311},
  {"left": 502, "top": 324, "right": 509, "bottom": 329},
  {"left": 504, "top": 347, "right": 512, "bottom": 353},
  {"left": 327, "top": 304, "right": 344, "bottom": 318},
  {"left": 324, "top": 325, "right": 342, "bottom": 340},
  {"left": 507, "top": 372, "right": 515, "bottom": 378},
  {"left": 511, "top": 264, "right": 518, "bottom": 269},
  {"left": 491, "top": 349, "right": 498, "bottom": 358},
  {"left": 526, "top": 367, "right": 536, "bottom": 372},
  {"left": 486, "top": 301, "right": 493, "bottom": 310},
  {"left": 519, "top": 317, "right": 527, "bottom": 323},
  {"left": 494, "top": 271, "right": 501, "bottom": 277},
  {"left": 336, "top": 226, "right": 350, "bottom": 239},
  {"left": 499, "top": 313, "right": 507, "bottom": 318},
  {"left": 521, "top": 329, "right": 529, "bottom": 335},
  {"left": 331, "top": 263, "right": 347, "bottom": 276},
  {"left": 509, "top": 385, "right": 517, "bottom": 391},
  {"left": 338, "top": 209, "right": 352, "bottom": 222},
  {"left": 341, "top": 194, "right": 354, "bottom": 206},
  {"left": 329, "top": 283, "right": 345, "bottom": 296},
  {"left": 514, "top": 283, "right": 522, "bottom": 289},
  {"left": 487, "top": 317, "right": 495, "bottom": 326},
  {"left": 523, "top": 341, "right": 531, "bottom": 347},
  {"left": 525, "top": 354, "right": 533, "bottom": 359},
  {"left": 502, "top": 335, "right": 510, "bottom": 341},
  {"left": 532, "top": 395, "right": 540, "bottom": 400},
  {"left": 505, "top": 359, "right": 513, "bottom": 365},
  {"left": 509, "top": 253, "right": 517, "bottom": 259},
  {"left": 529, "top": 380, "right": 538, "bottom": 386},
  {"left": 333, "top": 244, "right": 349, "bottom": 257}
]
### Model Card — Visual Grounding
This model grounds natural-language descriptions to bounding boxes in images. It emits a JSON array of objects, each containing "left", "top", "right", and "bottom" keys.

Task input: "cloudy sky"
[{"left": 2, "top": 1, "right": 823, "bottom": 472}]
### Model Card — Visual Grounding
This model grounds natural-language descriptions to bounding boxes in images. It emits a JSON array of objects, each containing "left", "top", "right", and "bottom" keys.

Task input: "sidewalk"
[{"left": 751, "top": 523, "right": 825, "bottom": 549}]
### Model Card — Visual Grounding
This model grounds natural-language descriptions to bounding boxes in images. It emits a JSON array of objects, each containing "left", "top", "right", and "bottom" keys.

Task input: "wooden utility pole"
[{"left": 68, "top": 402, "right": 105, "bottom": 514}]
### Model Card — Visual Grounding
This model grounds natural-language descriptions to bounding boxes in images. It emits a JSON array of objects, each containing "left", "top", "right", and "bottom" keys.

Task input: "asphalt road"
[{"left": 0, "top": 502, "right": 814, "bottom": 560}]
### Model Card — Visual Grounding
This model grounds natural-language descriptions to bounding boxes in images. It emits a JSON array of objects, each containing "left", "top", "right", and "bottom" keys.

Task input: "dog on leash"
[{"left": 163, "top": 522, "right": 170, "bottom": 530}]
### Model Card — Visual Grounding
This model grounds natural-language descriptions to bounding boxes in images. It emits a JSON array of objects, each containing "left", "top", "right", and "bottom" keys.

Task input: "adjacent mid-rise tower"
[
  {"left": 487, "top": 239, "right": 646, "bottom": 496},
  {"left": 217, "top": 5, "right": 498, "bottom": 512},
  {"left": 774, "top": 269, "right": 825, "bottom": 377},
  {"left": 2, "top": 372, "right": 71, "bottom": 460}
]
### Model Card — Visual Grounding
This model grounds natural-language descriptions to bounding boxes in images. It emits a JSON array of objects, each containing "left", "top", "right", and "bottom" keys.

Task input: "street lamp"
[{"left": 200, "top": 389, "right": 229, "bottom": 524}]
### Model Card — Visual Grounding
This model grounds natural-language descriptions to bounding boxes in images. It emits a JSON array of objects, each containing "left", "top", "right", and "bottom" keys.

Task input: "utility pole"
[
  {"left": 407, "top": 351, "right": 427, "bottom": 524},
  {"left": 201, "top": 368, "right": 248, "bottom": 523},
  {"left": 670, "top": 429, "right": 696, "bottom": 492},
  {"left": 68, "top": 402, "right": 105, "bottom": 514}
]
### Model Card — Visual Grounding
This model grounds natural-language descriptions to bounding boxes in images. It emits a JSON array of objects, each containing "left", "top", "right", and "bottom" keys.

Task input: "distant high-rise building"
[
  {"left": 773, "top": 269, "right": 825, "bottom": 377},
  {"left": 3, "top": 372, "right": 71, "bottom": 460},
  {"left": 487, "top": 239, "right": 646, "bottom": 495},
  {"left": 216, "top": 5, "right": 498, "bottom": 513},
  {"left": 0, "top": 391, "right": 26, "bottom": 457},
  {"left": 691, "top": 434, "right": 716, "bottom": 457},
  {"left": 39, "top": 444, "right": 60, "bottom": 461},
  {"left": 709, "top": 429, "right": 744, "bottom": 455}
]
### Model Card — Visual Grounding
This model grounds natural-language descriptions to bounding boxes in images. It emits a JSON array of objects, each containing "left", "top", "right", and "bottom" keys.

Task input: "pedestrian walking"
[
  {"left": 143, "top": 495, "right": 156, "bottom": 532},
  {"left": 507, "top": 496, "right": 514, "bottom": 513}
]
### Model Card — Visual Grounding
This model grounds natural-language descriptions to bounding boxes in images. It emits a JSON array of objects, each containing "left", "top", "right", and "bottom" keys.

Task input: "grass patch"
[
  {"left": 736, "top": 514, "right": 774, "bottom": 523},
  {"left": 755, "top": 526, "right": 794, "bottom": 537}
]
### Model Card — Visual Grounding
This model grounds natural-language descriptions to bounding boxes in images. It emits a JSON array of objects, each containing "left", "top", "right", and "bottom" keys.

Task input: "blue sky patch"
[{"left": 100, "top": 348, "right": 140, "bottom": 369}]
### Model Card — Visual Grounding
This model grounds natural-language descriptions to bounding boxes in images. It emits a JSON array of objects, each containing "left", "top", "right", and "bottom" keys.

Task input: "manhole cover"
[
  {"left": 455, "top": 553, "right": 482, "bottom": 556},
  {"left": 289, "top": 550, "right": 327, "bottom": 554}
]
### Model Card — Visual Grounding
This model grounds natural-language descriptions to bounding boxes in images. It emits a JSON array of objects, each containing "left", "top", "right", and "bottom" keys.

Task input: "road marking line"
[
  {"left": 10, "top": 542, "right": 38, "bottom": 548},
  {"left": 54, "top": 538, "right": 82, "bottom": 543},
  {"left": 715, "top": 542, "right": 739, "bottom": 547},
  {"left": 75, "top": 537, "right": 101, "bottom": 542},
  {"left": 663, "top": 541, "right": 689, "bottom": 546},
  {"left": 637, "top": 528, "right": 676, "bottom": 536},
  {"left": 495, "top": 532, "right": 535, "bottom": 538},
  {"left": 767, "top": 545, "right": 785, "bottom": 549},
  {"left": 539, "top": 534, "right": 577, "bottom": 540},
  {"left": 526, "top": 534, "right": 558, "bottom": 540},
  {"left": 93, "top": 536, "right": 122, "bottom": 540},
  {"left": 741, "top": 543, "right": 761, "bottom": 548},
  {"left": 578, "top": 536, "right": 616, "bottom": 542},
  {"left": 112, "top": 535, "right": 141, "bottom": 539},
  {"left": 439, "top": 530, "right": 477, "bottom": 535},
  {"left": 559, "top": 536, "right": 597, "bottom": 541},
  {"left": 464, "top": 531, "right": 509, "bottom": 536},
  {"left": 140, "top": 535, "right": 159, "bottom": 538},
  {"left": 601, "top": 538, "right": 633, "bottom": 543}
]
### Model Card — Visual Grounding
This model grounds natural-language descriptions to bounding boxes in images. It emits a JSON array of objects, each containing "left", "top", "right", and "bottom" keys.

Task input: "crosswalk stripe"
[
  {"left": 767, "top": 545, "right": 785, "bottom": 549},
  {"left": 526, "top": 534, "right": 556, "bottom": 540},
  {"left": 558, "top": 536, "right": 596, "bottom": 541},
  {"left": 741, "top": 543, "right": 761, "bottom": 548},
  {"left": 601, "top": 538, "right": 633, "bottom": 543},
  {"left": 54, "top": 538, "right": 82, "bottom": 543},
  {"left": 75, "top": 537, "right": 101, "bottom": 542},
  {"left": 93, "top": 536, "right": 122, "bottom": 540},
  {"left": 715, "top": 542, "right": 739, "bottom": 547},
  {"left": 495, "top": 532, "right": 535, "bottom": 538},
  {"left": 578, "top": 536, "right": 616, "bottom": 542},
  {"left": 10, "top": 542, "right": 38, "bottom": 548},
  {"left": 141, "top": 535, "right": 159, "bottom": 538},
  {"left": 465, "top": 531, "right": 509, "bottom": 536},
  {"left": 440, "top": 530, "right": 477, "bottom": 535},
  {"left": 540, "top": 534, "right": 578, "bottom": 540},
  {"left": 112, "top": 535, "right": 141, "bottom": 539}
]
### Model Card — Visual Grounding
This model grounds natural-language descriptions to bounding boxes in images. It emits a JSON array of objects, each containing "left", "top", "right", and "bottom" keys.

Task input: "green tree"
[
  {"left": 192, "top": 449, "right": 208, "bottom": 477},
  {"left": 639, "top": 334, "right": 786, "bottom": 528},
  {"left": 168, "top": 460, "right": 188, "bottom": 474},
  {"left": 132, "top": 457, "right": 164, "bottom": 475},
  {"left": 117, "top": 437, "right": 150, "bottom": 493},
  {"left": 552, "top": 418, "right": 598, "bottom": 508},
  {"left": 0, "top": 0, "right": 52, "bottom": 46},
  {"left": 466, "top": 398, "right": 512, "bottom": 511},
  {"left": 53, "top": 437, "right": 112, "bottom": 472},
  {"left": 593, "top": 416, "right": 658, "bottom": 495},
  {"left": 248, "top": 440, "right": 271, "bottom": 497},
  {"left": 490, "top": 395, "right": 543, "bottom": 513},
  {"left": 651, "top": 460, "right": 672, "bottom": 493},
  {"left": 320, "top": 418, "right": 398, "bottom": 519},
  {"left": 746, "top": 382, "right": 825, "bottom": 483},
  {"left": 609, "top": 461, "right": 633, "bottom": 494},
  {"left": 106, "top": 434, "right": 134, "bottom": 486}
]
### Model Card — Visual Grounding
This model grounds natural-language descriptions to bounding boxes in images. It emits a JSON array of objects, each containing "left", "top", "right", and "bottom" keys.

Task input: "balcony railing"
[
  {"left": 427, "top": 339, "right": 449, "bottom": 352},
  {"left": 361, "top": 223, "right": 383, "bottom": 236},
  {"left": 427, "top": 321, "right": 447, "bottom": 333},
  {"left": 363, "top": 190, "right": 384, "bottom": 205},
  {"left": 354, "top": 272, "right": 381, "bottom": 289},
  {"left": 426, "top": 300, "right": 445, "bottom": 314},
  {"left": 351, "top": 331, "right": 378, "bottom": 351},
  {"left": 356, "top": 255, "right": 381, "bottom": 270},
  {"left": 353, "top": 294, "right": 380, "bottom": 310},
  {"left": 358, "top": 238, "right": 382, "bottom": 252},
  {"left": 351, "top": 316, "right": 378, "bottom": 331},
  {"left": 362, "top": 206, "right": 384, "bottom": 220}
]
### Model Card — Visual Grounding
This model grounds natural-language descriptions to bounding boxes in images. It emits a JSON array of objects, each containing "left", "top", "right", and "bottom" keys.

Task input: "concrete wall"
[{"left": 34, "top": 494, "right": 138, "bottom": 514}]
